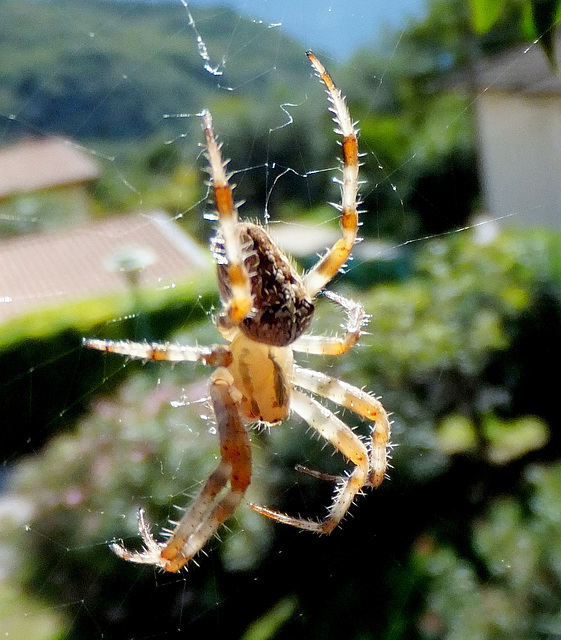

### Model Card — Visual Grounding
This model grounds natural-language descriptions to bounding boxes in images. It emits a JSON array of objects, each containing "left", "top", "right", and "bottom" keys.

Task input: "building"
[
  {"left": 0, "top": 211, "right": 210, "bottom": 324},
  {"left": 0, "top": 137, "right": 101, "bottom": 236},
  {"left": 470, "top": 39, "right": 561, "bottom": 228}
]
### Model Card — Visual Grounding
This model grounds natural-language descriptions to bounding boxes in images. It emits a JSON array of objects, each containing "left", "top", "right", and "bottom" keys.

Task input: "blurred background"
[{"left": 1, "top": 0, "right": 561, "bottom": 638}]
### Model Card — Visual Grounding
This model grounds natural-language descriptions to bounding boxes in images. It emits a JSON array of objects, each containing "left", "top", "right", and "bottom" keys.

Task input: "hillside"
[{"left": 0, "top": 0, "right": 308, "bottom": 143}]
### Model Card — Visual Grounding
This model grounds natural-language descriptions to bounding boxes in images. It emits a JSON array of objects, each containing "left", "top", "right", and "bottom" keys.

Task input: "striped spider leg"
[
  {"left": 248, "top": 55, "right": 391, "bottom": 533},
  {"left": 83, "top": 340, "right": 255, "bottom": 572},
  {"left": 249, "top": 295, "right": 391, "bottom": 534},
  {"left": 303, "top": 51, "right": 361, "bottom": 297},
  {"left": 83, "top": 110, "right": 261, "bottom": 573}
]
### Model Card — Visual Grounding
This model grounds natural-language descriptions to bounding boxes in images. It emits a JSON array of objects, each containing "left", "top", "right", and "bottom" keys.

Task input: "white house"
[{"left": 471, "top": 39, "right": 561, "bottom": 228}]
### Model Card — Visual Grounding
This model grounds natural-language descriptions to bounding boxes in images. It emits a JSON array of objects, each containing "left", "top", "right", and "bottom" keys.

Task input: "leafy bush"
[{"left": 3, "top": 227, "right": 561, "bottom": 639}]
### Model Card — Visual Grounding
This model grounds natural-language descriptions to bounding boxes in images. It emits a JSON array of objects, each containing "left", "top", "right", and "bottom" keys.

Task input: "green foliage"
[
  {"left": 468, "top": 0, "right": 561, "bottom": 64},
  {"left": 3, "top": 0, "right": 558, "bottom": 238},
  {"left": 366, "top": 232, "right": 532, "bottom": 380},
  {"left": 240, "top": 597, "right": 299, "bottom": 640},
  {"left": 469, "top": 0, "right": 505, "bottom": 33},
  {"left": 0, "top": 276, "right": 215, "bottom": 467},
  {"left": 416, "top": 461, "right": 561, "bottom": 639},
  {"left": 357, "top": 228, "right": 561, "bottom": 481},
  {"left": 0, "top": 0, "right": 304, "bottom": 142},
  {"left": 0, "top": 581, "right": 63, "bottom": 640},
  {"left": 4, "top": 2, "right": 561, "bottom": 638},
  {"left": 0, "top": 0, "right": 346, "bottom": 224},
  {"left": 345, "top": 0, "right": 561, "bottom": 238},
  {"left": 0, "top": 187, "right": 91, "bottom": 237},
  {"left": 526, "top": 0, "right": 561, "bottom": 65},
  {"left": 3, "top": 227, "right": 561, "bottom": 639},
  {"left": 3, "top": 335, "right": 275, "bottom": 638}
]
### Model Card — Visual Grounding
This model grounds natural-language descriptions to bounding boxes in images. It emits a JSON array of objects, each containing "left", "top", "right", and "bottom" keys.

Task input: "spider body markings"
[
  {"left": 215, "top": 222, "right": 315, "bottom": 347},
  {"left": 85, "top": 52, "right": 391, "bottom": 572}
]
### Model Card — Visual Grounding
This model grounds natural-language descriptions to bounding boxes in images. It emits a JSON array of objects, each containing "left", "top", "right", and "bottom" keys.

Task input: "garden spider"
[{"left": 85, "top": 52, "right": 391, "bottom": 573}]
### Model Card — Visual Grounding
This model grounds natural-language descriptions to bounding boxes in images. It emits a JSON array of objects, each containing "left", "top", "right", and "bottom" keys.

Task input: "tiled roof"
[
  {"left": 0, "top": 211, "right": 210, "bottom": 322},
  {"left": 0, "top": 137, "right": 101, "bottom": 199}
]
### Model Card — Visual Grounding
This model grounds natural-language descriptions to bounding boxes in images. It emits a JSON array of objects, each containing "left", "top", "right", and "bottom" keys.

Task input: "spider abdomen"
[{"left": 216, "top": 223, "right": 314, "bottom": 347}]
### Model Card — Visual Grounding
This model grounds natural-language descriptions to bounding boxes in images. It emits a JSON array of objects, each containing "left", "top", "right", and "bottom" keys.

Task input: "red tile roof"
[
  {"left": 0, "top": 211, "right": 210, "bottom": 322},
  {"left": 0, "top": 137, "right": 101, "bottom": 199}
]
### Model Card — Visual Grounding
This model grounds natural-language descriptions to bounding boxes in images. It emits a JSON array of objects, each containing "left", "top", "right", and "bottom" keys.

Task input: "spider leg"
[
  {"left": 304, "top": 52, "right": 360, "bottom": 297},
  {"left": 293, "top": 365, "right": 391, "bottom": 487},
  {"left": 202, "top": 109, "right": 253, "bottom": 325},
  {"left": 83, "top": 338, "right": 232, "bottom": 367},
  {"left": 111, "top": 368, "right": 251, "bottom": 572},
  {"left": 250, "top": 389, "right": 368, "bottom": 534},
  {"left": 294, "top": 464, "right": 340, "bottom": 483},
  {"left": 291, "top": 291, "right": 369, "bottom": 356}
]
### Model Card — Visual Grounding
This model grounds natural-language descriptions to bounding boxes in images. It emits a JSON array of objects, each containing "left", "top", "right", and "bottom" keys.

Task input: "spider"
[{"left": 85, "top": 52, "right": 391, "bottom": 573}]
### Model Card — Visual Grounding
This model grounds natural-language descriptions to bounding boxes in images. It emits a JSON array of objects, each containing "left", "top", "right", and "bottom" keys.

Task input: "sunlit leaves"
[
  {"left": 469, "top": 0, "right": 505, "bottom": 33},
  {"left": 469, "top": 0, "right": 561, "bottom": 64},
  {"left": 483, "top": 414, "right": 549, "bottom": 464},
  {"left": 416, "top": 461, "right": 561, "bottom": 638}
]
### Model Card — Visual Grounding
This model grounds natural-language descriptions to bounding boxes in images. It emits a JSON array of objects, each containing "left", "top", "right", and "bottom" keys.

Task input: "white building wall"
[{"left": 476, "top": 92, "right": 561, "bottom": 228}]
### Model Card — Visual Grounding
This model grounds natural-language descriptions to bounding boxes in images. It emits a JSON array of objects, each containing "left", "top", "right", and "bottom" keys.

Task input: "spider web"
[{"left": 1, "top": 2, "right": 557, "bottom": 639}]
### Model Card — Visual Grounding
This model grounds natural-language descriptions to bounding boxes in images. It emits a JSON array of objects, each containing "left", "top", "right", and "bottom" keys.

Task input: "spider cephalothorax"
[{"left": 85, "top": 52, "right": 391, "bottom": 573}]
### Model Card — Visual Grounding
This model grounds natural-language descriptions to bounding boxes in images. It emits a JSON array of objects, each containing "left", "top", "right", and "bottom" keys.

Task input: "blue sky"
[{"left": 189, "top": 0, "right": 426, "bottom": 61}]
